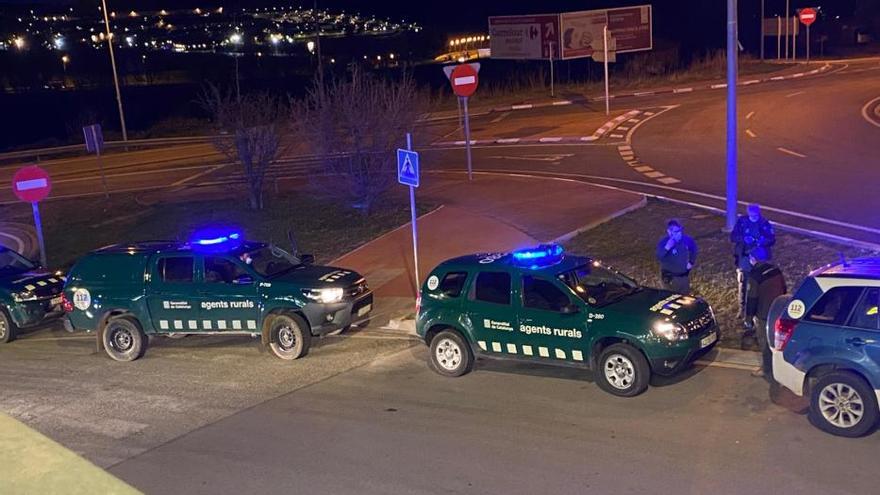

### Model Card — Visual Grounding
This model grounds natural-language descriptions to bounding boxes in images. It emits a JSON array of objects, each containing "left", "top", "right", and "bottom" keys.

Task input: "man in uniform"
[
  {"left": 744, "top": 247, "right": 787, "bottom": 378},
  {"left": 730, "top": 204, "right": 776, "bottom": 328},
  {"left": 656, "top": 219, "right": 698, "bottom": 294}
]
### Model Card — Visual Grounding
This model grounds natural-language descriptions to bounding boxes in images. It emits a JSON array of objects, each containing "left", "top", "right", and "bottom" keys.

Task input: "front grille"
[
  {"left": 684, "top": 310, "right": 714, "bottom": 334},
  {"left": 346, "top": 279, "right": 369, "bottom": 298}
]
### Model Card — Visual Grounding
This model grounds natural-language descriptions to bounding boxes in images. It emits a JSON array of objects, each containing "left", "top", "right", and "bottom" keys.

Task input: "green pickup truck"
[
  {"left": 62, "top": 230, "right": 372, "bottom": 362},
  {"left": 0, "top": 245, "right": 66, "bottom": 343},
  {"left": 416, "top": 245, "right": 717, "bottom": 397}
]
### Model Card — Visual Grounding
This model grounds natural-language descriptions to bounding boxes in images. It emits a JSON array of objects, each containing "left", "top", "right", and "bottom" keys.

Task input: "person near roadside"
[
  {"left": 656, "top": 219, "right": 698, "bottom": 295},
  {"left": 744, "top": 247, "right": 787, "bottom": 378},
  {"left": 731, "top": 204, "right": 776, "bottom": 328}
]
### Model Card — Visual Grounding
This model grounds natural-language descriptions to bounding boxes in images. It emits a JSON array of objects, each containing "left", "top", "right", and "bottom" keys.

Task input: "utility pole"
[
  {"left": 784, "top": 0, "right": 790, "bottom": 60},
  {"left": 100, "top": 0, "right": 128, "bottom": 141},
  {"left": 726, "top": 0, "right": 738, "bottom": 231},
  {"left": 314, "top": 0, "right": 323, "bottom": 75},
  {"left": 760, "top": 0, "right": 765, "bottom": 60}
]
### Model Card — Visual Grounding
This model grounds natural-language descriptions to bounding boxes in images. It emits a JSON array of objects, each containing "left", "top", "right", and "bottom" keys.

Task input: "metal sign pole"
[
  {"left": 726, "top": 0, "right": 738, "bottom": 231},
  {"left": 603, "top": 25, "right": 610, "bottom": 116},
  {"left": 760, "top": 0, "right": 765, "bottom": 60},
  {"left": 792, "top": 17, "right": 797, "bottom": 62},
  {"left": 806, "top": 24, "right": 810, "bottom": 63},
  {"left": 549, "top": 41, "right": 555, "bottom": 98},
  {"left": 406, "top": 133, "right": 419, "bottom": 289},
  {"left": 457, "top": 96, "right": 463, "bottom": 133},
  {"left": 463, "top": 96, "right": 474, "bottom": 181},
  {"left": 31, "top": 202, "right": 47, "bottom": 268},
  {"left": 785, "top": 0, "right": 790, "bottom": 60},
  {"left": 777, "top": 16, "right": 782, "bottom": 60}
]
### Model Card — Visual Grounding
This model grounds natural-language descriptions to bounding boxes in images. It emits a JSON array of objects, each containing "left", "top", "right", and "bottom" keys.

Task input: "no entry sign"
[
  {"left": 13, "top": 166, "right": 51, "bottom": 203},
  {"left": 450, "top": 63, "right": 479, "bottom": 98},
  {"left": 799, "top": 8, "right": 817, "bottom": 26}
]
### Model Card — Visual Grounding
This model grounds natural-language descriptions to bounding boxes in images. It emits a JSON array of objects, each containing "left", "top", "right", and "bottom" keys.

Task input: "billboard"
[
  {"left": 488, "top": 14, "right": 561, "bottom": 60},
  {"left": 560, "top": 5, "right": 652, "bottom": 60}
]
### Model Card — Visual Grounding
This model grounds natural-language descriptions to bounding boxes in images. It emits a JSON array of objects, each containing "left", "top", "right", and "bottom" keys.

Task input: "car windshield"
[
  {"left": 558, "top": 263, "right": 639, "bottom": 307},
  {"left": 239, "top": 245, "right": 301, "bottom": 278},
  {"left": 0, "top": 246, "right": 37, "bottom": 275}
]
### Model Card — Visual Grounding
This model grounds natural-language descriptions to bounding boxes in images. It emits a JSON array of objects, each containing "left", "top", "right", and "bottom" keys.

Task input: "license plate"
[
  {"left": 700, "top": 332, "right": 718, "bottom": 349},
  {"left": 50, "top": 296, "right": 62, "bottom": 306},
  {"left": 357, "top": 304, "right": 372, "bottom": 317}
]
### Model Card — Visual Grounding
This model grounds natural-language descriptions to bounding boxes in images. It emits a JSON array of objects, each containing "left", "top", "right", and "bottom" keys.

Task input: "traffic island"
[
  {"left": 563, "top": 198, "right": 879, "bottom": 349},
  {"left": 0, "top": 413, "right": 137, "bottom": 494}
]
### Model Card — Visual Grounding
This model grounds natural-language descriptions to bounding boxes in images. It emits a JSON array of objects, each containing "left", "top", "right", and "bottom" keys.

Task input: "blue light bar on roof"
[
  {"left": 189, "top": 227, "right": 243, "bottom": 251},
  {"left": 512, "top": 244, "right": 564, "bottom": 263},
  {"left": 195, "top": 232, "right": 241, "bottom": 245}
]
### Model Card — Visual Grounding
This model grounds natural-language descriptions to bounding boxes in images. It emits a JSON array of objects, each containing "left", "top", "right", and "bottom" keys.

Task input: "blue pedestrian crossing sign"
[{"left": 397, "top": 149, "right": 420, "bottom": 187}]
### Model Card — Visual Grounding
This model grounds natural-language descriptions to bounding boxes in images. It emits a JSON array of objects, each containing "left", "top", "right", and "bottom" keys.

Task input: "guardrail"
[{"left": 0, "top": 135, "right": 223, "bottom": 164}]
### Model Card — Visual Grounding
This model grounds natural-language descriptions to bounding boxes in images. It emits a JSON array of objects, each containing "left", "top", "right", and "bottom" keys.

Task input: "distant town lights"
[
  {"left": 229, "top": 33, "right": 243, "bottom": 44},
  {"left": 13, "top": 36, "right": 25, "bottom": 49},
  {"left": 306, "top": 40, "right": 315, "bottom": 53}
]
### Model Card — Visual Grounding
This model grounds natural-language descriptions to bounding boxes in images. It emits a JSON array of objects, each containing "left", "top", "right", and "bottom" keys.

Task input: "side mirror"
[
  {"left": 234, "top": 274, "right": 254, "bottom": 285},
  {"left": 560, "top": 303, "right": 580, "bottom": 315},
  {"left": 299, "top": 254, "right": 315, "bottom": 265}
]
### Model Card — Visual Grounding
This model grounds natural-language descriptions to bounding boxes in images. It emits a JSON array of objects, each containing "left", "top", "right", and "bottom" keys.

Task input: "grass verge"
[
  {"left": 563, "top": 199, "right": 878, "bottom": 349},
  {"left": 5, "top": 187, "right": 434, "bottom": 269}
]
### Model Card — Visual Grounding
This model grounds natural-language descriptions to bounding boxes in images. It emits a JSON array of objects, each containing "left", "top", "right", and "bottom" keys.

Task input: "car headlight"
[
  {"left": 303, "top": 287, "right": 344, "bottom": 304},
  {"left": 652, "top": 320, "right": 688, "bottom": 341},
  {"left": 12, "top": 290, "right": 37, "bottom": 303}
]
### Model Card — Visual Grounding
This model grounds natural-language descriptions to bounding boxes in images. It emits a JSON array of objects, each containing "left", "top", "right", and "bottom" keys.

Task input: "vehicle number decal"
[
  {"left": 787, "top": 299, "right": 806, "bottom": 319},
  {"left": 588, "top": 313, "right": 605, "bottom": 320},
  {"left": 427, "top": 275, "right": 440, "bottom": 291},
  {"left": 478, "top": 253, "right": 504, "bottom": 264},
  {"left": 73, "top": 288, "right": 91, "bottom": 310}
]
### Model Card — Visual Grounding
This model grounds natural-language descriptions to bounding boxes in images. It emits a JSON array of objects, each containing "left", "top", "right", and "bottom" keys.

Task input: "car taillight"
[
  {"left": 60, "top": 293, "right": 74, "bottom": 313},
  {"left": 774, "top": 318, "right": 798, "bottom": 351}
]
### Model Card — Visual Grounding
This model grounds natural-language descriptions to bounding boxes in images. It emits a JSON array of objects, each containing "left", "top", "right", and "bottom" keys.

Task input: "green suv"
[
  {"left": 416, "top": 245, "right": 717, "bottom": 396},
  {"left": 62, "top": 229, "right": 372, "bottom": 362},
  {"left": 0, "top": 245, "right": 66, "bottom": 343}
]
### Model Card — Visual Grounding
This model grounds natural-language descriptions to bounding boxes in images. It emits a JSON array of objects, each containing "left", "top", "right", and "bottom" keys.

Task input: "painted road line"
[
  {"left": 745, "top": 111, "right": 755, "bottom": 120},
  {"left": 777, "top": 147, "right": 807, "bottom": 158},
  {"left": 579, "top": 136, "right": 598, "bottom": 142},
  {"left": 634, "top": 91, "right": 655, "bottom": 97},
  {"left": 634, "top": 166, "right": 654, "bottom": 172},
  {"left": 538, "top": 137, "right": 563, "bottom": 143},
  {"left": 628, "top": 118, "right": 641, "bottom": 123},
  {"left": 617, "top": 126, "right": 631, "bottom": 131},
  {"left": 171, "top": 164, "right": 229, "bottom": 186},
  {"left": 642, "top": 111, "right": 655, "bottom": 116},
  {"left": 792, "top": 73, "right": 804, "bottom": 78},
  {"left": 609, "top": 134, "right": 625, "bottom": 139},
  {"left": 644, "top": 171, "right": 666, "bottom": 178},
  {"left": 673, "top": 87, "right": 694, "bottom": 93},
  {"left": 627, "top": 161, "right": 640, "bottom": 167},
  {"left": 770, "top": 76, "right": 785, "bottom": 81},
  {"left": 490, "top": 112, "right": 511, "bottom": 123},
  {"left": 710, "top": 83, "right": 727, "bottom": 89},
  {"left": 746, "top": 129, "right": 757, "bottom": 138},
  {"left": 617, "top": 145, "right": 632, "bottom": 151},
  {"left": 552, "top": 100, "right": 573, "bottom": 106},
  {"left": 496, "top": 138, "right": 521, "bottom": 144},
  {"left": 657, "top": 177, "right": 682, "bottom": 185},
  {"left": 741, "top": 80, "right": 760, "bottom": 85},
  {"left": 786, "top": 91, "right": 806, "bottom": 98},
  {"left": 0, "top": 231, "right": 26, "bottom": 253},
  {"left": 860, "top": 96, "right": 880, "bottom": 128},
  {"left": 511, "top": 104, "right": 533, "bottom": 110}
]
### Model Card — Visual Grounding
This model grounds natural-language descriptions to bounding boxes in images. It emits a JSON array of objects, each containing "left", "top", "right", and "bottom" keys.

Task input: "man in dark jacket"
[
  {"left": 745, "top": 247, "right": 787, "bottom": 378},
  {"left": 731, "top": 204, "right": 776, "bottom": 327},
  {"left": 656, "top": 219, "right": 698, "bottom": 294}
]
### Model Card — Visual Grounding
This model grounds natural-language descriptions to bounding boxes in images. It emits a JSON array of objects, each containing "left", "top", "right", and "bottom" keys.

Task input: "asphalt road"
[
  {"left": 105, "top": 345, "right": 879, "bottom": 495},
  {"left": 3, "top": 59, "right": 878, "bottom": 244}
]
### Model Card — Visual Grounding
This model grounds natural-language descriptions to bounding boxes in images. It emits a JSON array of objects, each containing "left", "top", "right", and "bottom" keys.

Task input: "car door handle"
[{"left": 845, "top": 337, "right": 867, "bottom": 346}]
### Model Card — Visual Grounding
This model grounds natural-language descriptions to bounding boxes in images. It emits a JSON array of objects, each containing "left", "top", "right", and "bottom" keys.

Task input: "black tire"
[
  {"left": 267, "top": 313, "right": 311, "bottom": 360},
  {"left": 102, "top": 316, "right": 147, "bottom": 362},
  {"left": 809, "top": 371, "right": 879, "bottom": 438},
  {"left": 596, "top": 343, "right": 650, "bottom": 397},
  {"left": 0, "top": 308, "right": 16, "bottom": 344},
  {"left": 428, "top": 330, "right": 474, "bottom": 378}
]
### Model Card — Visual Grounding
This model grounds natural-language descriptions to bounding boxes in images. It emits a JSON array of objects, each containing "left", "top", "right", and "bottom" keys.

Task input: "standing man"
[
  {"left": 656, "top": 219, "right": 698, "bottom": 294},
  {"left": 731, "top": 204, "right": 776, "bottom": 327},
  {"left": 744, "top": 247, "right": 787, "bottom": 378}
]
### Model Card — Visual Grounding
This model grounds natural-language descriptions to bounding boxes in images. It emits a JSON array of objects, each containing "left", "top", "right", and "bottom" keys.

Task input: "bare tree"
[
  {"left": 201, "top": 85, "right": 289, "bottom": 210},
  {"left": 293, "top": 68, "right": 425, "bottom": 214}
]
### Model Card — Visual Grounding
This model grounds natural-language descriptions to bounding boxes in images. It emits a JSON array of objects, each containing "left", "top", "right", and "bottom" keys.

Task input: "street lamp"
[
  {"left": 12, "top": 36, "right": 25, "bottom": 50},
  {"left": 229, "top": 32, "right": 243, "bottom": 102},
  {"left": 61, "top": 54, "right": 70, "bottom": 73},
  {"left": 99, "top": 0, "right": 128, "bottom": 141}
]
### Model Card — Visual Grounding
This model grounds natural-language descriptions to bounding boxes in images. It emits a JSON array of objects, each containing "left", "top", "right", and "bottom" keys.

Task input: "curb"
[
  {"left": 551, "top": 196, "right": 647, "bottom": 244},
  {"left": 486, "top": 64, "right": 832, "bottom": 114}
]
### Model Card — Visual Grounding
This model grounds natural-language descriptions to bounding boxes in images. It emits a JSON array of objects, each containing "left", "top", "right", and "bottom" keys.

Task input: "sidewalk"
[
  {"left": 0, "top": 413, "right": 137, "bottom": 495},
  {"left": 332, "top": 173, "right": 644, "bottom": 327}
]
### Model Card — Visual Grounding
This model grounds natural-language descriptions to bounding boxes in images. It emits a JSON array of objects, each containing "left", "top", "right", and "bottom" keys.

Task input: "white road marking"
[
  {"left": 617, "top": 145, "right": 632, "bottom": 151},
  {"left": 487, "top": 154, "right": 574, "bottom": 162},
  {"left": 552, "top": 100, "right": 573, "bottom": 106},
  {"left": 0, "top": 231, "right": 25, "bottom": 253},
  {"left": 710, "top": 83, "right": 727, "bottom": 89},
  {"left": 770, "top": 76, "right": 785, "bottom": 81},
  {"left": 496, "top": 138, "right": 521, "bottom": 144},
  {"left": 511, "top": 104, "right": 533, "bottom": 110},
  {"left": 617, "top": 126, "right": 631, "bottom": 131},
  {"left": 792, "top": 73, "right": 804, "bottom": 78},
  {"left": 745, "top": 111, "right": 755, "bottom": 120},
  {"left": 657, "top": 177, "right": 682, "bottom": 185},
  {"left": 171, "top": 164, "right": 229, "bottom": 187},
  {"left": 579, "top": 136, "right": 598, "bottom": 142},
  {"left": 777, "top": 147, "right": 807, "bottom": 158},
  {"left": 609, "top": 134, "right": 625, "bottom": 138},
  {"left": 644, "top": 171, "right": 666, "bottom": 178},
  {"left": 539, "top": 137, "right": 563, "bottom": 143},
  {"left": 628, "top": 118, "right": 641, "bottom": 123},
  {"left": 860, "top": 96, "right": 880, "bottom": 128},
  {"left": 634, "top": 91, "right": 655, "bottom": 97},
  {"left": 786, "top": 91, "right": 806, "bottom": 98},
  {"left": 746, "top": 129, "right": 757, "bottom": 138},
  {"left": 741, "top": 79, "right": 760, "bottom": 85},
  {"left": 490, "top": 112, "right": 511, "bottom": 123},
  {"left": 673, "top": 87, "right": 694, "bottom": 93},
  {"left": 634, "top": 166, "right": 654, "bottom": 172}
]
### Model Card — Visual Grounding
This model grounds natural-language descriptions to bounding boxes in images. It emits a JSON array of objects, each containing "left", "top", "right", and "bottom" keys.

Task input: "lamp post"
[
  {"left": 100, "top": 0, "right": 128, "bottom": 142},
  {"left": 61, "top": 54, "right": 70, "bottom": 74},
  {"left": 726, "top": 0, "right": 738, "bottom": 231},
  {"left": 229, "top": 32, "right": 243, "bottom": 103}
]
